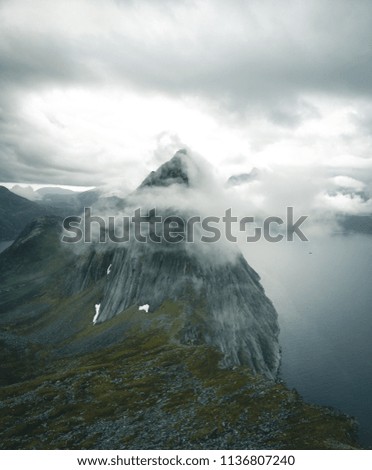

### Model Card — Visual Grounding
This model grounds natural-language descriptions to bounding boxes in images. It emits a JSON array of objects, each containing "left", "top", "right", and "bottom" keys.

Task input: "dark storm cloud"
[
  {"left": 2, "top": 1, "right": 372, "bottom": 106},
  {"left": 1, "top": 0, "right": 372, "bottom": 185},
  {"left": 0, "top": 33, "right": 91, "bottom": 88},
  {"left": 90, "top": 0, "right": 372, "bottom": 114},
  {"left": 0, "top": 137, "right": 99, "bottom": 186}
]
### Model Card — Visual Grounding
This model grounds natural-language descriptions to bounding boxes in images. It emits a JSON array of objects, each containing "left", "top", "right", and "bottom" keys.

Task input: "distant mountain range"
[
  {"left": 36, "top": 188, "right": 99, "bottom": 215},
  {"left": 226, "top": 168, "right": 260, "bottom": 187},
  {"left": 0, "top": 186, "right": 99, "bottom": 241},
  {"left": 338, "top": 214, "right": 372, "bottom": 236},
  {"left": 36, "top": 187, "right": 77, "bottom": 196}
]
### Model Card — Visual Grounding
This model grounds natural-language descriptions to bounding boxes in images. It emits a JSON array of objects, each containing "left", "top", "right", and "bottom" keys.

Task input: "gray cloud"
[
  {"left": 77, "top": 0, "right": 372, "bottom": 125},
  {"left": 2, "top": 1, "right": 372, "bottom": 104},
  {"left": 1, "top": 0, "right": 372, "bottom": 188}
]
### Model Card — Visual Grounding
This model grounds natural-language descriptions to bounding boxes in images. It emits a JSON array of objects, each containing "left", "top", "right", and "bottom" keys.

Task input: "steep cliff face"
[
  {"left": 91, "top": 242, "right": 280, "bottom": 378},
  {"left": 71, "top": 150, "right": 280, "bottom": 378}
]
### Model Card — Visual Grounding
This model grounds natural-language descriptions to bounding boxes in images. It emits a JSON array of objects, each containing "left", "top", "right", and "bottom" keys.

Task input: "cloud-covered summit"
[
  {"left": 139, "top": 149, "right": 191, "bottom": 189},
  {"left": 1, "top": 0, "right": 372, "bottom": 217}
]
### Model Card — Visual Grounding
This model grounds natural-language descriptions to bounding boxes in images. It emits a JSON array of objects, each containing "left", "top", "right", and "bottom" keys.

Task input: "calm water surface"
[{"left": 244, "top": 235, "right": 372, "bottom": 448}]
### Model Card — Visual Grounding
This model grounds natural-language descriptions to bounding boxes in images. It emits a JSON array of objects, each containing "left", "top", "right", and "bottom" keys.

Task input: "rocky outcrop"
[
  {"left": 139, "top": 149, "right": 190, "bottom": 188},
  {"left": 93, "top": 241, "right": 280, "bottom": 378}
]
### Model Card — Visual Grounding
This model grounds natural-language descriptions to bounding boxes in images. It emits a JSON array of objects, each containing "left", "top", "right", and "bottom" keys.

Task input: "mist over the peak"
[{"left": 65, "top": 147, "right": 372, "bottom": 264}]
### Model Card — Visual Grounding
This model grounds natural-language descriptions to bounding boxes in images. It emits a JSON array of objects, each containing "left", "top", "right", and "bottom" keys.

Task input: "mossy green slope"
[{"left": 0, "top": 300, "right": 358, "bottom": 450}]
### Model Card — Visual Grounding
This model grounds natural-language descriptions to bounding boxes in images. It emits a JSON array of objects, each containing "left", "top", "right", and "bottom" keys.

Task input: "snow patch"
[
  {"left": 107, "top": 264, "right": 112, "bottom": 275},
  {"left": 93, "top": 303, "right": 101, "bottom": 324},
  {"left": 139, "top": 304, "right": 150, "bottom": 313}
]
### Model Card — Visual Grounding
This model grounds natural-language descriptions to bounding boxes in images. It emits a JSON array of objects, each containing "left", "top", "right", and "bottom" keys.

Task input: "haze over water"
[{"left": 244, "top": 234, "right": 372, "bottom": 448}]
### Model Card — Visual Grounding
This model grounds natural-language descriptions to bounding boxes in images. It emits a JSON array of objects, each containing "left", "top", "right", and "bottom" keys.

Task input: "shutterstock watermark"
[{"left": 62, "top": 207, "right": 308, "bottom": 244}]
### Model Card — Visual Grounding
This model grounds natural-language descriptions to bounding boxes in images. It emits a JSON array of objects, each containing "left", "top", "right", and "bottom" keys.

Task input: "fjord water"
[{"left": 244, "top": 234, "right": 372, "bottom": 448}]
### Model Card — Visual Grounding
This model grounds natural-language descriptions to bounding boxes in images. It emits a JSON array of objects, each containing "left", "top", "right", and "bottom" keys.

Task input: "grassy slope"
[{"left": 0, "top": 299, "right": 359, "bottom": 450}]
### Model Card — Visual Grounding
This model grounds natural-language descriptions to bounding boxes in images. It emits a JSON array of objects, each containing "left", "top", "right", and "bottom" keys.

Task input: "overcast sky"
[{"left": 1, "top": 0, "right": 372, "bottom": 213}]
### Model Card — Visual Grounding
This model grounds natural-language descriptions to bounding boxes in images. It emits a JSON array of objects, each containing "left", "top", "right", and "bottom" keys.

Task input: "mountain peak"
[{"left": 139, "top": 149, "right": 191, "bottom": 189}]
